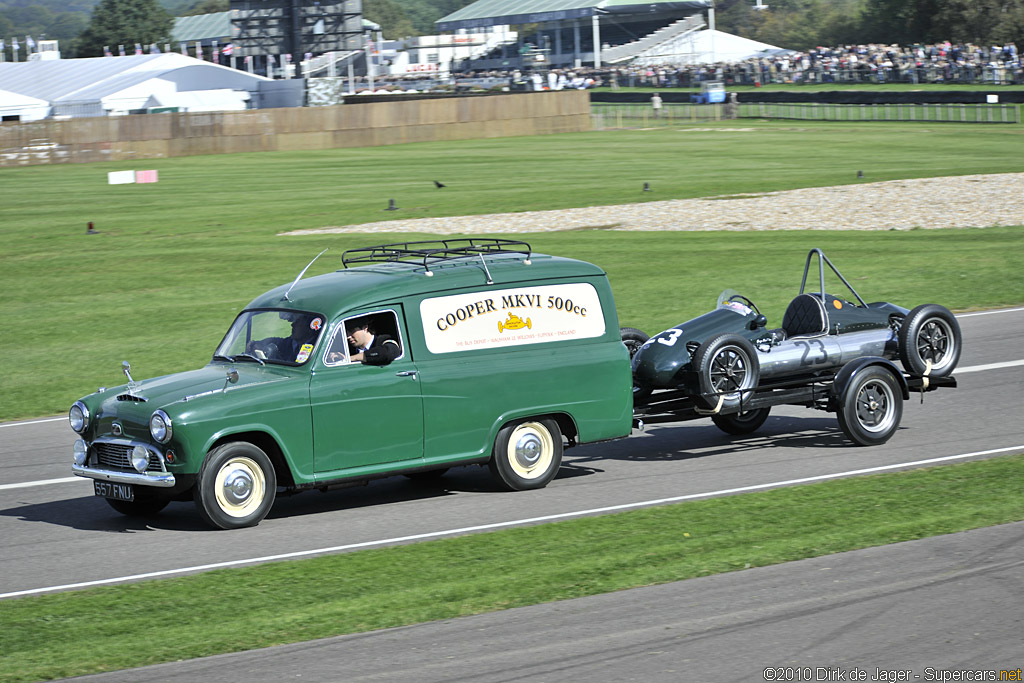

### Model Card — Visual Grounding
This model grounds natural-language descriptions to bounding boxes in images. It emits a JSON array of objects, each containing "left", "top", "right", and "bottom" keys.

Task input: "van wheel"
[
  {"left": 489, "top": 419, "right": 563, "bottom": 491},
  {"left": 194, "top": 442, "right": 277, "bottom": 529}
]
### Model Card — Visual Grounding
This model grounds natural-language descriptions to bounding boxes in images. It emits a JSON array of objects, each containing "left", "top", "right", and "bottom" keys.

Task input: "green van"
[{"left": 69, "top": 240, "right": 634, "bottom": 529}]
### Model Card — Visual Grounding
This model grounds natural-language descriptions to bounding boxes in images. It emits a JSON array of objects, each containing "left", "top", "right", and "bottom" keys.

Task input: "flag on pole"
[{"left": 221, "top": 43, "right": 234, "bottom": 57}]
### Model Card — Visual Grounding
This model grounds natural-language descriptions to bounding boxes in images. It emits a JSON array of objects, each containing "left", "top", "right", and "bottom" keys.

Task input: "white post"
[
  {"left": 708, "top": 3, "right": 716, "bottom": 65},
  {"left": 366, "top": 34, "right": 374, "bottom": 91},
  {"left": 592, "top": 14, "right": 601, "bottom": 68}
]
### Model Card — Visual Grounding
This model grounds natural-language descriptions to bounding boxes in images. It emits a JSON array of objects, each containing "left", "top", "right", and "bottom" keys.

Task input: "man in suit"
[{"left": 346, "top": 318, "right": 401, "bottom": 366}]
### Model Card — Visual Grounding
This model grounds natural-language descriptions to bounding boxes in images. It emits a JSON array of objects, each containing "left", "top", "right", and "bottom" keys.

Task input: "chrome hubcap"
[
  {"left": 514, "top": 433, "right": 543, "bottom": 469},
  {"left": 223, "top": 468, "right": 254, "bottom": 505}
]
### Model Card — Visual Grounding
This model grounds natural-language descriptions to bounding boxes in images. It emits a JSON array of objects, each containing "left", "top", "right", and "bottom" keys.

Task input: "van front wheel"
[
  {"left": 489, "top": 419, "right": 563, "bottom": 491},
  {"left": 194, "top": 442, "right": 277, "bottom": 529}
]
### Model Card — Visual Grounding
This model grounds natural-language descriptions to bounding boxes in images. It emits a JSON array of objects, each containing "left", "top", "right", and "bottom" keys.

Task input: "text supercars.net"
[{"left": 763, "top": 667, "right": 1022, "bottom": 682}]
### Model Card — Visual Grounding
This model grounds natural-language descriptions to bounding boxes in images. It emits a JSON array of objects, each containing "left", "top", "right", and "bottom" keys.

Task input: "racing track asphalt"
[
  {"left": 65, "top": 520, "right": 1024, "bottom": 682},
  {"left": 0, "top": 308, "right": 1022, "bottom": 678}
]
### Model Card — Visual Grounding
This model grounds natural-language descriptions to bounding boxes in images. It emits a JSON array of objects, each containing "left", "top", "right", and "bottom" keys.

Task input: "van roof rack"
[{"left": 341, "top": 239, "right": 533, "bottom": 275}]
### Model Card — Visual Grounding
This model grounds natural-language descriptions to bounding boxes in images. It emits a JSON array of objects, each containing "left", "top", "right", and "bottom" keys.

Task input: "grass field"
[
  {"left": 2, "top": 120, "right": 1023, "bottom": 421},
  {"left": 1, "top": 453, "right": 1022, "bottom": 682}
]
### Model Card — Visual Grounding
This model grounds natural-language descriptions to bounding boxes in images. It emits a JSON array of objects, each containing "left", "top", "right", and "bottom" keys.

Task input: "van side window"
[{"left": 323, "top": 310, "right": 403, "bottom": 366}]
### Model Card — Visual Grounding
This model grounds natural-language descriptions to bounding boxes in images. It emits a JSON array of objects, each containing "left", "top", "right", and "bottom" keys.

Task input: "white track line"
[
  {"left": 955, "top": 360, "right": 1024, "bottom": 374},
  {"left": 2, "top": 444, "right": 1021, "bottom": 600},
  {"left": 0, "top": 416, "right": 66, "bottom": 428},
  {"left": 957, "top": 307, "right": 1024, "bottom": 317},
  {"left": 0, "top": 477, "right": 80, "bottom": 491}
]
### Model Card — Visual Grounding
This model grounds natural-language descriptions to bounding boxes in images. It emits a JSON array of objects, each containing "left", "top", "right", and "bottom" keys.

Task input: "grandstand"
[{"left": 436, "top": 0, "right": 713, "bottom": 70}]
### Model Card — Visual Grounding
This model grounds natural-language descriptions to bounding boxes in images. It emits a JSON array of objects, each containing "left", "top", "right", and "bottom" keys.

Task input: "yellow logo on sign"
[{"left": 498, "top": 313, "right": 532, "bottom": 332}]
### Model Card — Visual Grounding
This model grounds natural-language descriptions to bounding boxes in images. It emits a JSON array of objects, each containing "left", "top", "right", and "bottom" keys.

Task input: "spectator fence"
[{"left": 590, "top": 102, "right": 1020, "bottom": 128}]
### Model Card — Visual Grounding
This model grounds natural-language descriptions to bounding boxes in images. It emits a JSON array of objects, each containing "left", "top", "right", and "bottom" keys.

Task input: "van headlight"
[
  {"left": 149, "top": 410, "right": 173, "bottom": 444},
  {"left": 69, "top": 401, "right": 90, "bottom": 434}
]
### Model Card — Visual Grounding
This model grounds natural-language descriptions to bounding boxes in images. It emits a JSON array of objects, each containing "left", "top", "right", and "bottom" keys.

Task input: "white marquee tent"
[
  {"left": 633, "top": 29, "right": 789, "bottom": 65},
  {"left": 0, "top": 53, "right": 270, "bottom": 121}
]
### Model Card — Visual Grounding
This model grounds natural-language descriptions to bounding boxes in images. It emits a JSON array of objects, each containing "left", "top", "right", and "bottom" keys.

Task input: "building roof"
[
  {"left": 437, "top": 0, "right": 712, "bottom": 31},
  {"left": 0, "top": 54, "right": 269, "bottom": 106}
]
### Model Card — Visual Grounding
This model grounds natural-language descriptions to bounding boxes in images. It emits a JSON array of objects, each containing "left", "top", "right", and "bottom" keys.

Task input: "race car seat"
[{"left": 782, "top": 293, "right": 829, "bottom": 337}]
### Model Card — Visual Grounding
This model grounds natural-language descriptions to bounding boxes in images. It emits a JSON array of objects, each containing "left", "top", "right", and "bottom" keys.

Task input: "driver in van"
[
  {"left": 346, "top": 318, "right": 400, "bottom": 365},
  {"left": 250, "top": 312, "right": 319, "bottom": 362}
]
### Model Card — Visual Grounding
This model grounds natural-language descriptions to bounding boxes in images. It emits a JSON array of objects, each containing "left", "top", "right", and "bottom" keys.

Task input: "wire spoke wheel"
[
  {"left": 695, "top": 334, "right": 760, "bottom": 410},
  {"left": 898, "top": 304, "right": 962, "bottom": 377}
]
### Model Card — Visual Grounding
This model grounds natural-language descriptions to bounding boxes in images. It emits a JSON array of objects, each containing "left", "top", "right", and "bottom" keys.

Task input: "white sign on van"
[{"left": 420, "top": 283, "right": 606, "bottom": 354}]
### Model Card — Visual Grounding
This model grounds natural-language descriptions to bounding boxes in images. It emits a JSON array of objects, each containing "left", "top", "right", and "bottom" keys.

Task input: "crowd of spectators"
[
  {"left": 341, "top": 40, "right": 1024, "bottom": 94},
  {"left": 602, "top": 41, "right": 1023, "bottom": 88}
]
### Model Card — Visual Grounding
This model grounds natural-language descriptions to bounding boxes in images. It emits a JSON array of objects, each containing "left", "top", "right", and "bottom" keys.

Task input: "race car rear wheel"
[
  {"left": 898, "top": 304, "right": 961, "bottom": 378},
  {"left": 836, "top": 366, "right": 903, "bottom": 446},
  {"left": 489, "top": 419, "right": 563, "bottom": 491},
  {"left": 712, "top": 407, "right": 771, "bottom": 435},
  {"left": 694, "top": 334, "right": 760, "bottom": 411}
]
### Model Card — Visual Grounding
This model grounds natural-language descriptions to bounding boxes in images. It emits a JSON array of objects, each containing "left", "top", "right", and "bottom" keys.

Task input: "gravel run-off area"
[{"left": 284, "top": 173, "right": 1024, "bottom": 235}]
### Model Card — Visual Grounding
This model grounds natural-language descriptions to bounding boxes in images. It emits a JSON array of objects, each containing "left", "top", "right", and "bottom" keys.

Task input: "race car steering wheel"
[{"left": 728, "top": 293, "right": 761, "bottom": 316}]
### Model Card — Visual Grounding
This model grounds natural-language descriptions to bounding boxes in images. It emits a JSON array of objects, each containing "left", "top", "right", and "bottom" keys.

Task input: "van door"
[{"left": 309, "top": 308, "right": 424, "bottom": 475}]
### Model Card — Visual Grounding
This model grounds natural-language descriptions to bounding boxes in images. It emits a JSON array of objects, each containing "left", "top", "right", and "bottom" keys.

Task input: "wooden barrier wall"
[{"left": 0, "top": 91, "right": 592, "bottom": 167}]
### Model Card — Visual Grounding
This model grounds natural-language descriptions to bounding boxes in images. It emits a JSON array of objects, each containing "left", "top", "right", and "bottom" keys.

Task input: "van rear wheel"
[{"left": 489, "top": 419, "right": 563, "bottom": 491}]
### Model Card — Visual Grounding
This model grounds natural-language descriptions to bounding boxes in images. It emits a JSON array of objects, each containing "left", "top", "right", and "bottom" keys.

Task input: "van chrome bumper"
[{"left": 72, "top": 464, "right": 176, "bottom": 487}]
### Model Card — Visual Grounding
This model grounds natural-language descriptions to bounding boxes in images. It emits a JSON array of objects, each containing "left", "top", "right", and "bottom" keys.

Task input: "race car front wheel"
[
  {"left": 694, "top": 334, "right": 760, "bottom": 411},
  {"left": 898, "top": 304, "right": 961, "bottom": 378},
  {"left": 620, "top": 327, "right": 649, "bottom": 360}
]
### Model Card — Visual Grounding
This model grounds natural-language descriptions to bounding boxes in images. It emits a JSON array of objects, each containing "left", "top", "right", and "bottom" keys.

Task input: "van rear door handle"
[{"left": 396, "top": 370, "right": 418, "bottom": 379}]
